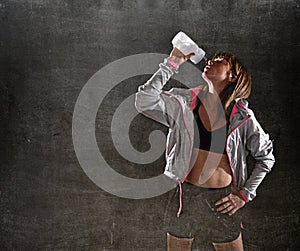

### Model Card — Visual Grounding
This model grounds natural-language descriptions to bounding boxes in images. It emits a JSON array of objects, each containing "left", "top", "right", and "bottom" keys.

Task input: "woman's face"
[{"left": 202, "top": 57, "right": 233, "bottom": 85}]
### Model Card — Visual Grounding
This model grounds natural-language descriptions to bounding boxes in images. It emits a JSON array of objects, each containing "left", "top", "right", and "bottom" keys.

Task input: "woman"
[{"left": 135, "top": 47, "right": 275, "bottom": 250}]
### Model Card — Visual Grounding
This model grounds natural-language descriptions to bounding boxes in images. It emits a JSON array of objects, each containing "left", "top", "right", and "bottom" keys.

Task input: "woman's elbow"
[{"left": 135, "top": 92, "right": 146, "bottom": 112}]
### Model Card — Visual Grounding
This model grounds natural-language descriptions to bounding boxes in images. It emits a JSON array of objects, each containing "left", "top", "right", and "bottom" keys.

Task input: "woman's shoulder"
[
  {"left": 234, "top": 99, "right": 267, "bottom": 131},
  {"left": 165, "top": 85, "right": 206, "bottom": 109},
  {"left": 235, "top": 99, "right": 254, "bottom": 117},
  {"left": 167, "top": 85, "right": 205, "bottom": 95}
]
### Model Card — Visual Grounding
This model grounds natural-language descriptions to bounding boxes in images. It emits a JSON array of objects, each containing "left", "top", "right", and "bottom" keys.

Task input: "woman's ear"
[{"left": 229, "top": 73, "right": 238, "bottom": 83}]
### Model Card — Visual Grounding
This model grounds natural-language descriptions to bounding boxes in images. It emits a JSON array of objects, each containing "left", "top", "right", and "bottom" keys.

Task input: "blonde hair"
[{"left": 212, "top": 52, "right": 252, "bottom": 118}]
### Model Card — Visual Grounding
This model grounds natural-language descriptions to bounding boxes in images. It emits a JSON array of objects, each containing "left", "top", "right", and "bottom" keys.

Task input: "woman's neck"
[{"left": 202, "top": 80, "right": 227, "bottom": 106}]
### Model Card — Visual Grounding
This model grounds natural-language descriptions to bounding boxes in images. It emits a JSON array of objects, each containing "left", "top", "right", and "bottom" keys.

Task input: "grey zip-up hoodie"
[{"left": 135, "top": 57, "right": 275, "bottom": 203}]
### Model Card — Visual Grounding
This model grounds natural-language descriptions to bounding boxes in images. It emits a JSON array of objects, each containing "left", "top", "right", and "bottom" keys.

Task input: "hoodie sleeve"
[
  {"left": 240, "top": 115, "right": 275, "bottom": 202},
  {"left": 135, "top": 57, "right": 181, "bottom": 127}
]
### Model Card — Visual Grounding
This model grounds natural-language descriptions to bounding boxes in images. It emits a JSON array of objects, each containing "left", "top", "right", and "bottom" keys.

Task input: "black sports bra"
[{"left": 193, "top": 100, "right": 228, "bottom": 154}]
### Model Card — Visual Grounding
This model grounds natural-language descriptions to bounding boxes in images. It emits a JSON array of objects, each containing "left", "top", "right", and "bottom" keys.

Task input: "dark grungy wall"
[{"left": 0, "top": 0, "right": 299, "bottom": 250}]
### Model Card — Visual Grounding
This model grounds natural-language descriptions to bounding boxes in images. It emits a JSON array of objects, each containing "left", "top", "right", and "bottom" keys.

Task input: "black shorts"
[{"left": 163, "top": 182, "right": 242, "bottom": 248}]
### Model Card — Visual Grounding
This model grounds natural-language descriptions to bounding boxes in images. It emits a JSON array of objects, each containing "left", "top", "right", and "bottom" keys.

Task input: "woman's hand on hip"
[
  {"left": 169, "top": 47, "right": 195, "bottom": 66},
  {"left": 215, "top": 193, "right": 246, "bottom": 216}
]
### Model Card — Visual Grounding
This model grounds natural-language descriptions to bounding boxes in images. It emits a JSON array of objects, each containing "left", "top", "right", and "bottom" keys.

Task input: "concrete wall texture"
[{"left": 0, "top": 0, "right": 299, "bottom": 250}]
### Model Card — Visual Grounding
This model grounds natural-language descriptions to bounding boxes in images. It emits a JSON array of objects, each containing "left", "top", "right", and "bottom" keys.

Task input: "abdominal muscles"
[{"left": 185, "top": 148, "right": 232, "bottom": 188}]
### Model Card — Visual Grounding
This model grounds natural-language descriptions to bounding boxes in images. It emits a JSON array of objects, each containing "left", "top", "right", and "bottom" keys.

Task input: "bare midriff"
[{"left": 185, "top": 148, "right": 232, "bottom": 188}]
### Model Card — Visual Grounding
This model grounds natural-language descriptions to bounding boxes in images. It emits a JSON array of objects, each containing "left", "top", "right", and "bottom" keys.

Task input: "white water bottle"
[{"left": 172, "top": 31, "right": 206, "bottom": 64}]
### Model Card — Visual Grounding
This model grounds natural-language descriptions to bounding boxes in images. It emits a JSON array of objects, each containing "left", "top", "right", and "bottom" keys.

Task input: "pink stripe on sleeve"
[
  {"left": 190, "top": 87, "right": 202, "bottom": 110},
  {"left": 167, "top": 57, "right": 179, "bottom": 71}
]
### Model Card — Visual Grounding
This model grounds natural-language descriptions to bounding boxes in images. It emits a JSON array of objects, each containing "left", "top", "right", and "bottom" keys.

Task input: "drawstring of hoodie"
[{"left": 177, "top": 181, "right": 183, "bottom": 217}]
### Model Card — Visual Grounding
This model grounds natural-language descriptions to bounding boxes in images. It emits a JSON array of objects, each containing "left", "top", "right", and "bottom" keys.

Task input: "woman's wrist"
[
  {"left": 168, "top": 55, "right": 183, "bottom": 66},
  {"left": 239, "top": 189, "right": 249, "bottom": 203},
  {"left": 165, "top": 56, "right": 180, "bottom": 73}
]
